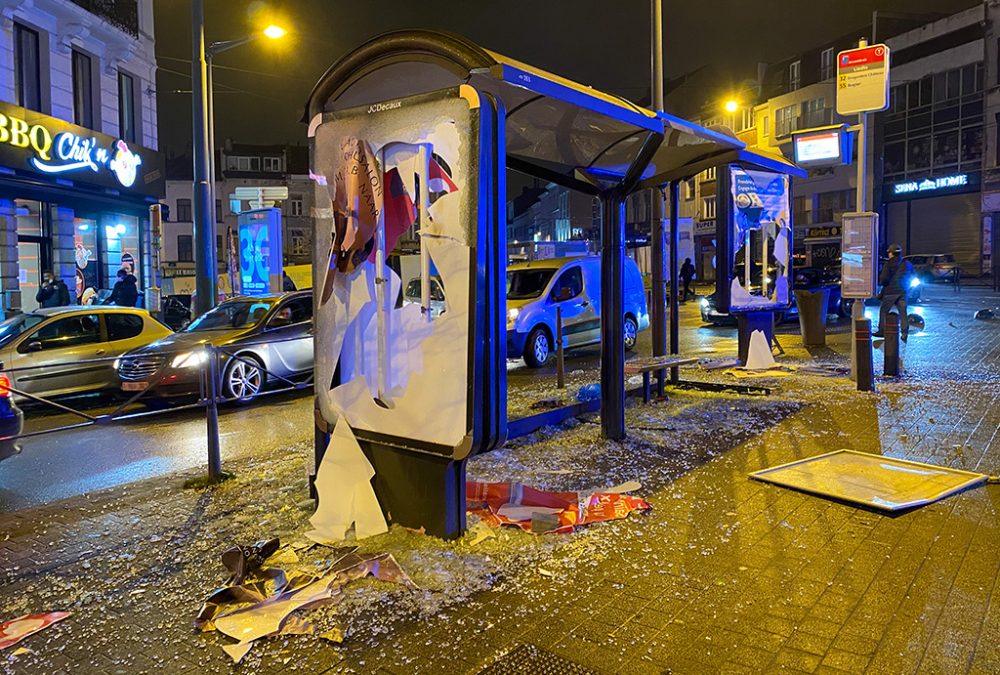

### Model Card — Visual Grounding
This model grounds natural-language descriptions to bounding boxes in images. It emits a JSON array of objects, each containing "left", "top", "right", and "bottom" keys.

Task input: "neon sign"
[
  {"left": 30, "top": 133, "right": 141, "bottom": 187},
  {"left": 893, "top": 174, "right": 968, "bottom": 195}
]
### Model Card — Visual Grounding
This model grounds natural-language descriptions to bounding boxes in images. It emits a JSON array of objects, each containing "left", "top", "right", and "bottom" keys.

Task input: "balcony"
[{"left": 70, "top": 0, "right": 138, "bottom": 37}]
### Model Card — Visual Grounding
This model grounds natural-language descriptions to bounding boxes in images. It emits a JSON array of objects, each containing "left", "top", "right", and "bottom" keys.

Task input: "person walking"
[
  {"left": 35, "top": 271, "right": 71, "bottom": 308},
  {"left": 104, "top": 268, "right": 139, "bottom": 307},
  {"left": 874, "top": 243, "right": 913, "bottom": 342},
  {"left": 679, "top": 257, "right": 695, "bottom": 302}
]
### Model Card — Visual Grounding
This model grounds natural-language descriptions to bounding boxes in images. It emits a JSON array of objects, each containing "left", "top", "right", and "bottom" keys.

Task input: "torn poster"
[
  {"left": 0, "top": 612, "right": 70, "bottom": 650},
  {"left": 307, "top": 417, "right": 388, "bottom": 543},
  {"left": 466, "top": 481, "right": 651, "bottom": 534}
]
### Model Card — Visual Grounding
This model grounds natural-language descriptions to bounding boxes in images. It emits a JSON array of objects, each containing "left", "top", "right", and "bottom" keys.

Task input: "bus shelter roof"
[{"left": 304, "top": 30, "right": 804, "bottom": 194}]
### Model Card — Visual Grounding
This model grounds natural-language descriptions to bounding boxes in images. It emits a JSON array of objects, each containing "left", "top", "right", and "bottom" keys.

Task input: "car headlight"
[
  {"left": 171, "top": 350, "right": 207, "bottom": 369},
  {"left": 507, "top": 308, "right": 520, "bottom": 322},
  {"left": 910, "top": 277, "right": 921, "bottom": 288},
  {"left": 113, "top": 358, "right": 120, "bottom": 370},
  {"left": 700, "top": 298, "right": 709, "bottom": 308}
]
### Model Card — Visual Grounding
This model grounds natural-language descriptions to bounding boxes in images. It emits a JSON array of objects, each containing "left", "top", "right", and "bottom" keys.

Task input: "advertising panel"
[
  {"left": 841, "top": 212, "right": 878, "bottom": 299},
  {"left": 237, "top": 208, "right": 283, "bottom": 296},
  {"left": 726, "top": 166, "right": 793, "bottom": 312},
  {"left": 311, "top": 88, "right": 483, "bottom": 454}
]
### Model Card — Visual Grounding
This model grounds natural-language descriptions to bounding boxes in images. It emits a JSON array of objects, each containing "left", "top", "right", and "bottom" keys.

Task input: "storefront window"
[
  {"left": 15, "top": 200, "right": 46, "bottom": 312},
  {"left": 74, "top": 216, "right": 99, "bottom": 302},
  {"left": 101, "top": 214, "right": 140, "bottom": 293}
]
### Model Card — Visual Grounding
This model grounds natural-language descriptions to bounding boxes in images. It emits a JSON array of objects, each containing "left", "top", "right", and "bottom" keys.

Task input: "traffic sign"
[{"left": 836, "top": 44, "right": 890, "bottom": 115}]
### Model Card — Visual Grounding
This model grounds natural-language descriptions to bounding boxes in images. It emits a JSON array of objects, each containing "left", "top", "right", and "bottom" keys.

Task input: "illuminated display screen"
[{"left": 794, "top": 131, "right": 842, "bottom": 164}]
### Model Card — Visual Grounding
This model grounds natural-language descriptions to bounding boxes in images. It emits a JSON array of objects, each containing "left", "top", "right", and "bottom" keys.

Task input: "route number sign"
[{"left": 836, "top": 44, "right": 890, "bottom": 116}]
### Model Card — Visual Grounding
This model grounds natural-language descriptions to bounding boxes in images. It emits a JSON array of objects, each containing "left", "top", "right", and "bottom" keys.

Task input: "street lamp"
[
  {"left": 191, "top": 0, "right": 286, "bottom": 317},
  {"left": 724, "top": 99, "right": 739, "bottom": 113}
]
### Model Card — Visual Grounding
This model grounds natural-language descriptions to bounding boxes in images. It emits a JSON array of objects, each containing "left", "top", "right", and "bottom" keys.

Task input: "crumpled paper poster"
[
  {"left": 466, "top": 481, "right": 651, "bottom": 534},
  {"left": 307, "top": 417, "right": 388, "bottom": 544},
  {"left": 0, "top": 612, "right": 70, "bottom": 649}
]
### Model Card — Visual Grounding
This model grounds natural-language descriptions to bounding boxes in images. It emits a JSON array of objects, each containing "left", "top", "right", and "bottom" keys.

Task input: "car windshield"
[
  {"left": 507, "top": 269, "right": 555, "bottom": 300},
  {"left": 184, "top": 299, "right": 275, "bottom": 331},
  {"left": 0, "top": 314, "right": 45, "bottom": 349}
]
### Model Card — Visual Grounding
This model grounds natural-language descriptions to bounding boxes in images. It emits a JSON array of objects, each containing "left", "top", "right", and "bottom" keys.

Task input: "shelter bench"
[{"left": 625, "top": 356, "right": 698, "bottom": 403}]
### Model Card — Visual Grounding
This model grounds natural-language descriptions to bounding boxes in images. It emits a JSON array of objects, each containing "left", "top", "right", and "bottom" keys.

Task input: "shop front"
[
  {"left": 883, "top": 171, "right": 981, "bottom": 274},
  {"left": 0, "top": 100, "right": 164, "bottom": 316}
]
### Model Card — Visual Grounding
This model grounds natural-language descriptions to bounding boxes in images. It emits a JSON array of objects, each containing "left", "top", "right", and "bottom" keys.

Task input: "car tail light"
[{"left": 0, "top": 376, "right": 11, "bottom": 398}]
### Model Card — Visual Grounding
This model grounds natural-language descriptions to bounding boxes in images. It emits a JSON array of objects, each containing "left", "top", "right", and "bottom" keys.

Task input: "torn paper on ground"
[
  {"left": 0, "top": 612, "right": 70, "bottom": 650},
  {"left": 307, "top": 417, "right": 387, "bottom": 544},
  {"left": 744, "top": 329, "right": 776, "bottom": 370}
]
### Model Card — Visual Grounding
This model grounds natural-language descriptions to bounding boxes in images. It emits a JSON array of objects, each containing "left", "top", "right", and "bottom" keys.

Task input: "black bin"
[{"left": 794, "top": 288, "right": 831, "bottom": 347}]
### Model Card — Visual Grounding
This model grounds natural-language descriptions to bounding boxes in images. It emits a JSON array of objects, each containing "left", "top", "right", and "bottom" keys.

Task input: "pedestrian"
[
  {"left": 104, "top": 268, "right": 139, "bottom": 307},
  {"left": 680, "top": 258, "right": 695, "bottom": 302},
  {"left": 952, "top": 265, "right": 961, "bottom": 293},
  {"left": 874, "top": 243, "right": 914, "bottom": 342},
  {"left": 35, "top": 271, "right": 71, "bottom": 308}
]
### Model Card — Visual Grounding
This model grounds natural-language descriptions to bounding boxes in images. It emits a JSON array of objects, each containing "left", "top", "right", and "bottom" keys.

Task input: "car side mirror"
[{"left": 26, "top": 341, "right": 43, "bottom": 353}]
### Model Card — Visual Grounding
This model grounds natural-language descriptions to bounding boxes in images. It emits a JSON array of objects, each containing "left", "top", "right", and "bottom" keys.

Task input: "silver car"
[
  {"left": 0, "top": 306, "right": 172, "bottom": 401},
  {"left": 117, "top": 291, "right": 313, "bottom": 402}
]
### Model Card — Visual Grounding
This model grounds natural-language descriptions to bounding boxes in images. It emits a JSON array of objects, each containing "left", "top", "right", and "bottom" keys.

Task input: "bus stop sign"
[{"left": 836, "top": 44, "right": 890, "bottom": 116}]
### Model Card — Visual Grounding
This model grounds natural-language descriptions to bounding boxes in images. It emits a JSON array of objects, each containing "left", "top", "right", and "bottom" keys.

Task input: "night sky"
[{"left": 154, "top": 0, "right": 977, "bottom": 157}]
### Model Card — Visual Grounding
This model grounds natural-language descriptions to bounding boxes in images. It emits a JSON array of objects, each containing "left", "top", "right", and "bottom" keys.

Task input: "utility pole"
[
  {"left": 191, "top": 0, "right": 218, "bottom": 317},
  {"left": 650, "top": 0, "right": 668, "bottom": 382}
]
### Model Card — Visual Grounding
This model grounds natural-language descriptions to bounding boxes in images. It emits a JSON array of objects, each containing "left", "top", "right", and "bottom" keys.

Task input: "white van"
[{"left": 506, "top": 256, "right": 649, "bottom": 368}]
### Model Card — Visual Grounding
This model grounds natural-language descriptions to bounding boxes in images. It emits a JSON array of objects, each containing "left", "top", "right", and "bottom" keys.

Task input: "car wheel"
[
  {"left": 523, "top": 327, "right": 551, "bottom": 368},
  {"left": 624, "top": 316, "right": 638, "bottom": 352},
  {"left": 223, "top": 355, "right": 264, "bottom": 402}
]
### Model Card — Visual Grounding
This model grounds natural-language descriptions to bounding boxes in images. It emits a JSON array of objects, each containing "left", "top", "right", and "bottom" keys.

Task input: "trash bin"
[{"left": 794, "top": 288, "right": 831, "bottom": 347}]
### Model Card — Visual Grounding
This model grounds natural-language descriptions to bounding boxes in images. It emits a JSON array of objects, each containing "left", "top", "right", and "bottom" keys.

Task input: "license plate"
[{"left": 122, "top": 381, "right": 149, "bottom": 391}]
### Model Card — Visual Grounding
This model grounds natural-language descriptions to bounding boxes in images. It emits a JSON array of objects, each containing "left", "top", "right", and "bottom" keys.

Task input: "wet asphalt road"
[{"left": 2, "top": 283, "right": 972, "bottom": 512}]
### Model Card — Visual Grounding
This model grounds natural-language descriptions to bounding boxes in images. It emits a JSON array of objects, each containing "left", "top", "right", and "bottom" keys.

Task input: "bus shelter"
[{"left": 303, "top": 30, "right": 803, "bottom": 538}]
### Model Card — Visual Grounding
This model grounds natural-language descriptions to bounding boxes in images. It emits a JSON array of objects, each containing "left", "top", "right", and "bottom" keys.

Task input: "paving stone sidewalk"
[{"left": 1, "top": 289, "right": 999, "bottom": 675}]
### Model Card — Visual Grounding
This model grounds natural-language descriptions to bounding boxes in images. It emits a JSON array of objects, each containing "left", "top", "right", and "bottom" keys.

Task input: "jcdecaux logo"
[{"left": 0, "top": 111, "right": 142, "bottom": 188}]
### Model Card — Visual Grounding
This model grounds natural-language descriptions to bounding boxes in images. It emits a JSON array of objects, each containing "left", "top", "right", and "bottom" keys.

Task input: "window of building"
[
  {"left": 775, "top": 104, "right": 799, "bottom": 136},
  {"left": 702, "top": 196, "right": 716, "bottom": 220},
  {"left": 177, "top": 235, "right": 193, "bottom": 262},
  {"left": 789, "top": 60, "right": 801, "bottom": 91},
  {"left": 102, "top": 214, "right": 139, "bottom": 288},
  {"left": 762, "top": 115, "right": 769, "bottom": 137},
  {"left": 176, "top": 199, "right": 192, "bottom": 222},
  {"left": 216, "top": 199, "right": 223, "bottom": 222},
  {"left": 802, "top": 97, "right": 827, "bottom": 128},
  {"left": 13, "top": 23, "right": 42, "bottom": 111},
  {"left": 289, "top": 198, "right": 304, "bottom": 216},
  {"left": 702, "top": 167, "right": 716, "bottom": 181},
  {"left": 816, "top": 190, "right": 855, "bottom": 223},
  {"left": 739, "top": 107, "right": 754, "bottom": 132},
  {"left": 683, "top": 180, "right": 694, "bottom": 201},
  {"left": 228, "top": 156, "right": 261, "bottom": 172},
  {"left": 72, "top": 50, "right": 94, "bottom": 128},
  {"left": 263, "top": 157, "right": 282, "bottom": 172},
  {"left": 793, "top": 195, "right": 810, "bottom": 225},
  {"left": 820, "top": 48, "right": 834, "bottom": 80},
  {"left": 118, "top": 71, "right": 137, "bottom": 143},
  {"left": 907, "top": 136, "right": 931, "bottom": 171}
]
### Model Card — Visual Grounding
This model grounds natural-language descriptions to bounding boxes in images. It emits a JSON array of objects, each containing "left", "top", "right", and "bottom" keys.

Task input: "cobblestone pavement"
[{"left": 1, "top": 285, "right": 999, "bottom": 675}]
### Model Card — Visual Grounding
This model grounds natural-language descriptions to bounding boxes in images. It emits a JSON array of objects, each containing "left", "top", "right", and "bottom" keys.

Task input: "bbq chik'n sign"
[{"left": 0, "top": 100, "right": 163, "bottom": 197}]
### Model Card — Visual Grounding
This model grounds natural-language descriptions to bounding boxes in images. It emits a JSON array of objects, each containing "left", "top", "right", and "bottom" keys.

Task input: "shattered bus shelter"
[{"left": 303, "top": 30, "right": 803, "bottom": 538}]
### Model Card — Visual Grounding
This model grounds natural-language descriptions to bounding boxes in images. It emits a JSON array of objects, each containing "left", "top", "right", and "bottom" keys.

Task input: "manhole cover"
[{"left": 477, "top": 643, "right": 597, "bottom": 675}]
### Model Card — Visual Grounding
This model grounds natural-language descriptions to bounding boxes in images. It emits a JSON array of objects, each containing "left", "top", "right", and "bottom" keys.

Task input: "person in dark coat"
[
  {"left": 36, "top": 271, "right": 71, "bottom": 308},
  {"left": 875, "top": 243, "right": 914, "bottom": 342},
  {"left": 104, "top": 269, "right": 139, "bottom": 307},
  {"left": 679, "top": 258, "right": 696, "bottom": 301}
]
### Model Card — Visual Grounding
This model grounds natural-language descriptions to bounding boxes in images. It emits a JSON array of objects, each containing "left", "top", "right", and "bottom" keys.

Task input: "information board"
[
  {"left": 836, "top": 44, "right": 890, "bottom": 115},
  {"left": 841, "top": 212, "right": 878, "bottom": 299}
]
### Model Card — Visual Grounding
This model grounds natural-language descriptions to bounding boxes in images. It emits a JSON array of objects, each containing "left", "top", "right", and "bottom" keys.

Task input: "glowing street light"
[
  {"left": 263, "top": 24, "right": 286, "bottom": 40},
  {"left": 724, "top": 100, "right": 739, "bottom": 113}
]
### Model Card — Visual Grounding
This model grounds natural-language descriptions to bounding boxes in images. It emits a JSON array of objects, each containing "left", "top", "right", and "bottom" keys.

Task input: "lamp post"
[{"left": 190, "top": 1, "right": 284, "bottom": 316}]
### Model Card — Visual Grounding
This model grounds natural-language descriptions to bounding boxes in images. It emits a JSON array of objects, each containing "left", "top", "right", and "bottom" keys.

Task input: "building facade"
[
  {"left": 0, "top": 0, "right": 162, "bottom": 316},
  {"left": 161, "top": 143, "right": 313, "bottom": 295}
]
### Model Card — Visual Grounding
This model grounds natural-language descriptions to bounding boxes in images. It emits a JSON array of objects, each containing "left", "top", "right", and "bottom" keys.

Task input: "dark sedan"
[{"left": 116, "top": 291, "right": 313, "bottom": 402}]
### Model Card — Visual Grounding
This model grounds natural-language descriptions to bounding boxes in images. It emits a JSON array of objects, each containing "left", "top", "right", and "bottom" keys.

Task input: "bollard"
[
  {"left": 205, "top": 346, "right": 222, "bottom": 479},
  {"left": 884, "top": 313, "right": 900, "bottom": 377},
  {"left": 555, "top": 306, "right": 565, "bottom": 389},
  {"left": 854, "top": 317, "right": 875, "bottom": 392}
]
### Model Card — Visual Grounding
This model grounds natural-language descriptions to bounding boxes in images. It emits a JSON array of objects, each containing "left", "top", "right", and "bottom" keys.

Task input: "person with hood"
[
  {"left": 36, "top": 271, "right": 71, "bottom": 308},
  {"left": 679, "top": 258, "right": 696, "bottom": 302},
  {"left": 104, "top": 268, "right": 139, "bottom": 307},
  {"left": 874, "top": 243, "right": 914, "bottom": 342}
]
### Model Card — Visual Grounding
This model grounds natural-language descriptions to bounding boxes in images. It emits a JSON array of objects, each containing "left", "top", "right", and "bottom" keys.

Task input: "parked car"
[
  {"left": 161, "top": 294, "right": 192, "bottom": 331},
  {"left": 0, "top": 373, "right": 24, "bottom": 463},
  {"left": 904, "top": 253, "right": 958, "bottom": 282},
  {"left": 117, "top": 291, "right": 313, "bottom": 402},
  {"left": 402, "top": 276, "right": 446, "bottom": 318},
  {"left": 699, "top": 266, "right": 850, "bottom": 326},
  {"left": 0, "top": 307, "right": 172, "bottom": 401},
  {"left": 506, "top": 256, "right": 649, "bottom": 368}
]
